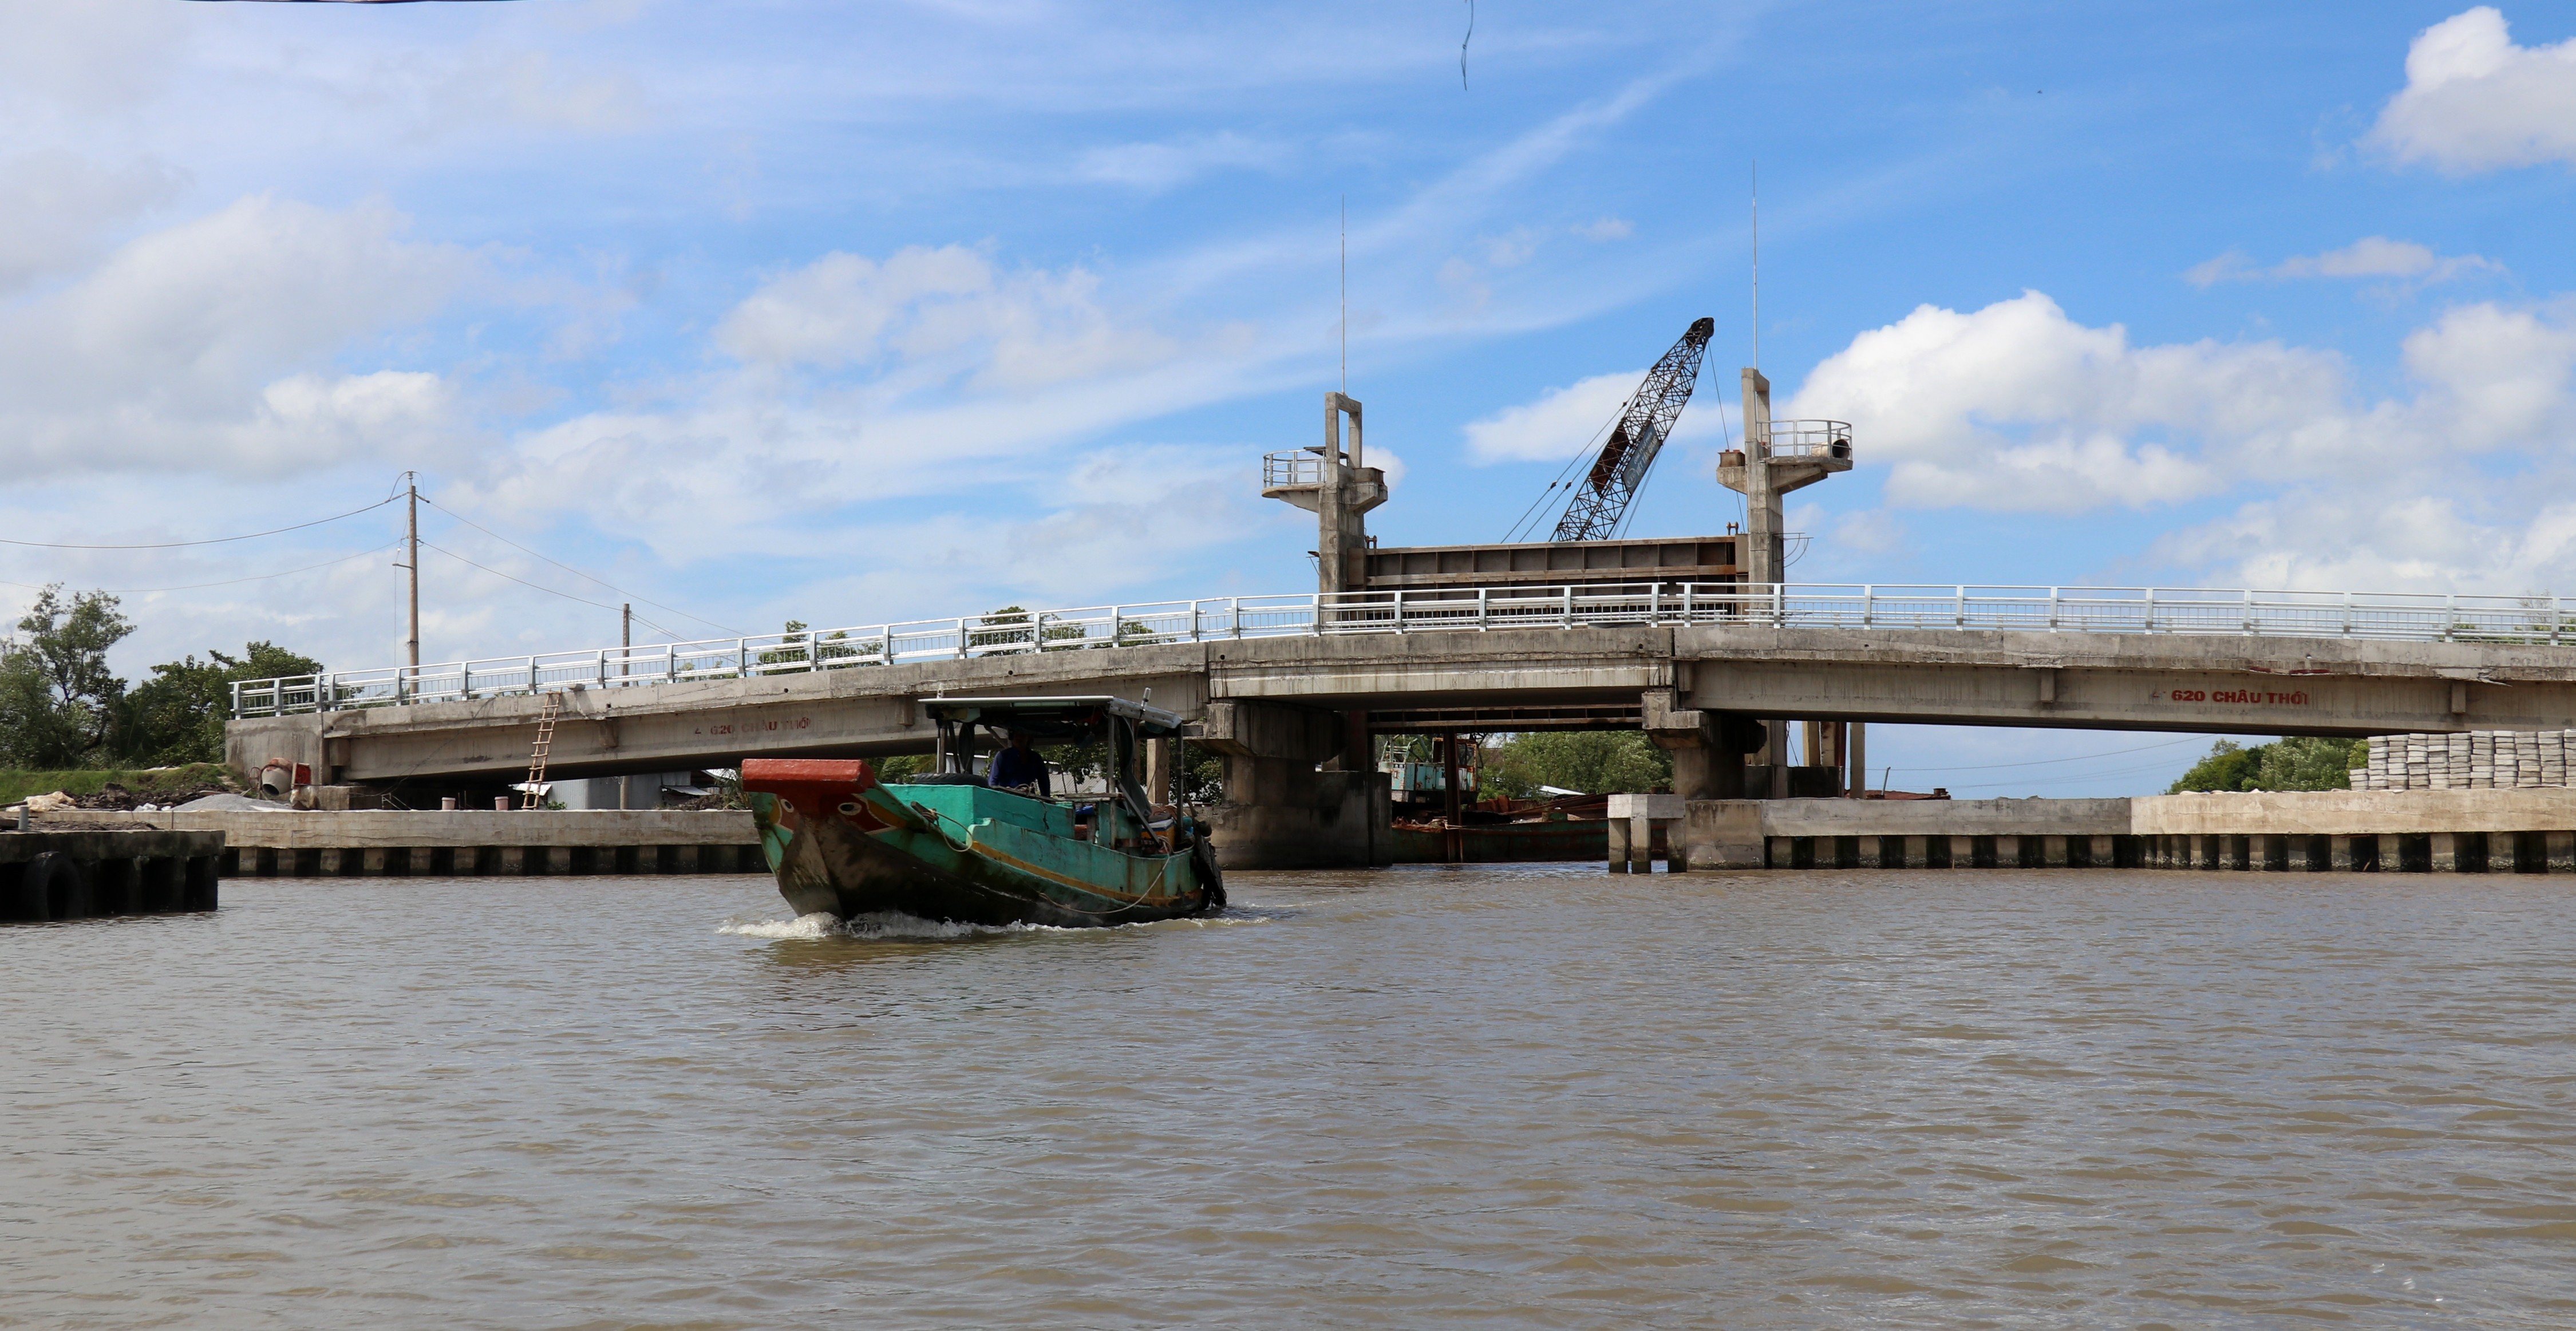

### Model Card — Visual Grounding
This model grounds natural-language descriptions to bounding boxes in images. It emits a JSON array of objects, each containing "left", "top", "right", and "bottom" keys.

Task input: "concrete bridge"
[{"left": 226, "top": 582, "right": 2576, "bottom": 867}]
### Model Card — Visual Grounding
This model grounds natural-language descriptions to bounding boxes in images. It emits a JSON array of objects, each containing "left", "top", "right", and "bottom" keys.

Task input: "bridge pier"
[{"left": 1200, "top": 700, "right": 1393, "bottom": 870}]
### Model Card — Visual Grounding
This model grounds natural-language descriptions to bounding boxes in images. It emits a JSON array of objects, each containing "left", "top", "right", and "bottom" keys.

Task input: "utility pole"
[{"left": 400, "top": 471, "right": 420, "bottom": 698}]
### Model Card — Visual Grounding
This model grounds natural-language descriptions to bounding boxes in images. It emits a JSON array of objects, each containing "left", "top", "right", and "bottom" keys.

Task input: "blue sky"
[{"left": 3, "top": 1, "right": 2573, "bottom": 794}]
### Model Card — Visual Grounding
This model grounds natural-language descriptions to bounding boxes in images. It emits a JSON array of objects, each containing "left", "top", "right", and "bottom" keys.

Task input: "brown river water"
[{"left": 5, "top": 866, "right": 2575, "bottom": 1329}]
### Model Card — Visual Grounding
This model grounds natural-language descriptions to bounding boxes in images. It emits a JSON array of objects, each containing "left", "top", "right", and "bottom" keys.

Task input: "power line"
[
  {"left": 0, "top": 496, "right": 397, "bottom": 550},
  {"left": 421, "top": 543, "right": 687, "bottom": 641},
  {"left": 1, "top": 543, "right": 399, "bottom": 595},
  {"left": 419, "top": 497, "right": 745, "bottom": 636}
]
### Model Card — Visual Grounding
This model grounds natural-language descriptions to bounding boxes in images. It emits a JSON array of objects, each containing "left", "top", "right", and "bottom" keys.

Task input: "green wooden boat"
[{"left": 741, "top": 696, "right": 1223, "bottom": 929}]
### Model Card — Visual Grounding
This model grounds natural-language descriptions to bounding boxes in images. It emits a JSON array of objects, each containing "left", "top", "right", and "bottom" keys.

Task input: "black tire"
[
  {"left": 17, "top": 853, "right": 90, "bottom": 922},
  {"left": 1189, "top": 828, "right": 1226, "bottom": 915}
]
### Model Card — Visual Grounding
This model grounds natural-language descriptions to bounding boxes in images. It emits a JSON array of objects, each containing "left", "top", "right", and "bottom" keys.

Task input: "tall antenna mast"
[
  {"left": 1340, "top": 195, "right": 1348, "bottom": 394},
  {"left": 1751, "top": 159, "right": 1760, "bottom": 373}
]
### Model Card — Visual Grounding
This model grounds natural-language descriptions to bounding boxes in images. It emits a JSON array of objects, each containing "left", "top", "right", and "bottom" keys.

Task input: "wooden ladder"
[{"left": 522, "top": 691, "right": 563, "bottom": 809}]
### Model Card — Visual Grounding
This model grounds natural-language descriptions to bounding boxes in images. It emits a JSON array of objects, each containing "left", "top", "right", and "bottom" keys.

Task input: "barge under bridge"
[{"left": 225, "top": 583, "right": 2576, "bottom": 868}]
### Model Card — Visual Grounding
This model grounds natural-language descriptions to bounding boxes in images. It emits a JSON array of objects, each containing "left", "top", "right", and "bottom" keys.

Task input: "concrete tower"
[{"left": 1262, "top": 392, "right": 1389, "bottom": 594}]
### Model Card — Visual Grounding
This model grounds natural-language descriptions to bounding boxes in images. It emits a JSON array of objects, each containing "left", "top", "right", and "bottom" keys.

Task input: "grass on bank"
[{"left": 0, "top": 764, "right": 239, "bottom": 806}]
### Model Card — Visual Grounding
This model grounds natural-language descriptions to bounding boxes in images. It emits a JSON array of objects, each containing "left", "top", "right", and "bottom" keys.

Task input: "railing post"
[
  {"left": 1954, "top": 586, "right": 1965, "bottom": 630},
  {"left": 528, "top": 656, "right": 539, "bottom": 692},
  {"left": 664, "top": 646, "right": 676, "bottom": 682},
  {"left": 460, "top": 662, "right": 471, "bottom": 698},
  {"left": 738, "top": 639, "right": 749, "bottom": 677},
  {"left": 1649, "top": 583, "right": 1661, "bottom": 623},
  {"left": 1311, "top": 593, "right": 1323, "bottom": 636},
  {"left": 1231, "top": 597, "right": 1243, "bottom": 638},
  {"left": 1478, "top": 586, "right": 1490, "bottom": 630},
  {"left": 2342, "top": 592, "right": 2352, "bottom": 638},
  {"left": 2243, "top": 588, "right": 2255, "bottom": 636},
  {"left": 1393, "top": 589, "right": 1406, "bottom": 634},
  {"left": 957, "top": 617, "right": 970, "bottom": 659},
  {"left": 1682, "top": 583, "right": 1694, "bottom": 622},
  {"left": 1775, "top": 583, "right": 1786, "bottom": 628},
  {"left": 1563, "top": 584, "right": 1575, "bottom": 629},
  {"left": 2049, "top": 588, "right": 2060, "bottom": 632},
  {"left": 1862, "top": 584, "right": 1874, "bottom": 629},
  {"left": 230, "top": 679, "right": 240, "bottom": 720},
  {"left": 2144, "top": 587, "right": 2155, "bottom": 633},
  {"left": 2444, "top": 594, "right": 2456, "bottom": 642}
]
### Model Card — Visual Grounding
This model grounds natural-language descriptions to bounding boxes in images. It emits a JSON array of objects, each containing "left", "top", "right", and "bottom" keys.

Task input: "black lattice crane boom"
[{"left": 1548, "top": 316, "right": 1714, "bottom": 542}]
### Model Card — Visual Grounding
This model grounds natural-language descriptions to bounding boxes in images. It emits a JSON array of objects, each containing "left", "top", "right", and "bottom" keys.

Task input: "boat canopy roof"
[{"left": 923, "top": 695, "right": 1188, "bottom": 739}]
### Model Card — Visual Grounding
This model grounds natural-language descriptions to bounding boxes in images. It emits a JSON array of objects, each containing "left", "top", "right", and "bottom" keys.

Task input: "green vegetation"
[
  {"left": 2167, "top": 736, "right": 2369, "bottom": 794},
  {"left": 0, "top": 764, "right": 237, "bottom": 807},
  {"left": 1479, "top": 730, "right": 1672, "bottom": 799},
  {"left": 1, "top": 582, "right": 323, "bottom": 770}
]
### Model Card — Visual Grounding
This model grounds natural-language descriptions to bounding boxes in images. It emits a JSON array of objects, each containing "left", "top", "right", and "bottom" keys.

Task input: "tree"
[
  {"left": 2168, "top": 736, "right": 2365, "bottom": 793},
  {"left": 1480, "top": 730, "right": 1672, "bottom": 799},
  {"left": 116, "top": 642, "right": 328, "bottom": 766},
  {"left": 0, "top": 586, "right": 132, "bottom": 767}
]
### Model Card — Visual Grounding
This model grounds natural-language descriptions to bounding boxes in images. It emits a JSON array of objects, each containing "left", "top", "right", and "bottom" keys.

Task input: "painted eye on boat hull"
[{"left": 837, "top": 801, "right": 860, "bottom": 816}]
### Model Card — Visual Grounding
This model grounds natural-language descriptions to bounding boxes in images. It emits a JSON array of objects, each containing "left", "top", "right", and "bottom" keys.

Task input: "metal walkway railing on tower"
[{"left": 229, "top": 582, "right": 2576, "bottom": 719}]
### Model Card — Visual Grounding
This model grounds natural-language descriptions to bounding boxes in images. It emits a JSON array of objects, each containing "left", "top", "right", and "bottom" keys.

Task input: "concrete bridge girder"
[
  {"left": 1673, "top": 626, "right": 2575, "bottom": 737},
  {"left": 229, "top": 624, "right": 2576, "bottom": 806},
  {"left": 229, "top": 642, "right": 1214, "bottom": 787}
]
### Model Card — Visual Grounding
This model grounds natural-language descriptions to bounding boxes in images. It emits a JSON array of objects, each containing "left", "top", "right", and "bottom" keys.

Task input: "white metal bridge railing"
[{"left": 229, "top": 582, "right": 2576, "bottom": 718}]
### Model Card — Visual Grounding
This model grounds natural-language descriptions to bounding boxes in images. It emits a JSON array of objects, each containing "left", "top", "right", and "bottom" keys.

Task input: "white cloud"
[
  {"left": 2186, "top": 236, "right": 2503, "bottom": 288},
  {"left": 1461, "top": 368, "right": 1729, "bottom": 465},
  {"left": 0, "top": 151, "right": 184, "bottom": 292},
  {"left": 1574, "top": 216, "right": 1633, "bottom": 242},
  {"left": 715, "top": 244, "right": 1175, "bottom": 391},
  {"left": 0, "top": 195, "right": 473, "bottom": 477},
  {"left": 1788, "top": 289, "right": 2576, "bottom": 593},
  {"left": 1072, "top": 132, "right": 1277, "bottom": 190},
  {"left": 1783, "top": 291, "right": 2352, "bottom": 512},
  {"left": 2367, "top": 6, "right": 2576, "bottom": 172}
]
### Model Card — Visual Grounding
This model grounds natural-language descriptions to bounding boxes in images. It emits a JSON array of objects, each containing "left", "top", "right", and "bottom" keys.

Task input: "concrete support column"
[
  {"left": 2261, "top": 834, "right": 2288, "bottom": 872},
  {"left": 499, "top": 846, "right": 527, "bottom": 875},
  {"left": 2287, "top": 837, "right": 2314, "bottom": 872},
  {"left": 1144, "top": 738, "right": 1175, "bottom": 805},
  {"left": 2549, "top": 831, "right": 2576, "bottom": 873},
  {"left": 1631, "top": 820, "right": 1656, "bottom": 874},
  {"left": 544, "top": 846, "right": 574, "bottom": 874},
  {"left": 1606, "top": 819, "right": 1631, "bottom": 874},
  {"left": 1947, "top": 835, "right": 1974, "bottom": 868},
  {"left": 361, "top": 847, "right": 391, "bottom": 875},
  {"left": 1857, "top": 836, "right": 1884, "bottom": 869},
  {"left": 2040, "top": 835, "right": 2068, "bottom": 867},
  {"left": 2493, "top": 832, "right": 2523, "bottom": 875},
  {"left": 2330, "top": 836, "right": 2356, "bottom": 871},
  {"left": 1677, "top": 800, "right": 1764, "bottom": 871},
  {"left": 1767, "top": 836, "right": 1795, "bottom": 869},
  {"left": 1202, "top": 700, "right": 1389, "bottom": 870},
  {"left": 2377, "top": 834, "right": 2404, "bottom": 873},
  {"left": 2431, "top": 832, "right": 2462, "bottom": 872},
  {"left": 1903, "top": 835, "right": 1929, "bottom": 869},
  {"left": 2088, "top": 834, "right": 2116, "bottom": 868}
]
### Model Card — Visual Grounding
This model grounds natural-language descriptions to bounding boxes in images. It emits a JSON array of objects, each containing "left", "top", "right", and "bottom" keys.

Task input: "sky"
[{"left": 3, "top": 0, "right": 2573, "bottom": 795}]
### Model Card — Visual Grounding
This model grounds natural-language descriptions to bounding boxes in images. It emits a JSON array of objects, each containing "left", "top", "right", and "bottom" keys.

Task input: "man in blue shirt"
[{"left": 987, "top": 730, "right": 1051, "bottom": 796}]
